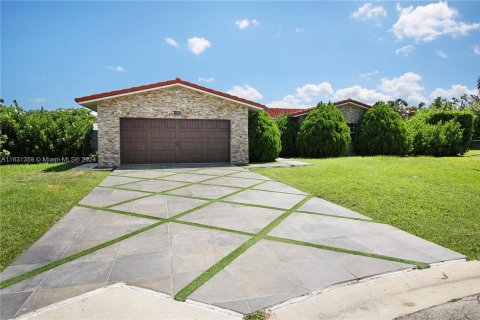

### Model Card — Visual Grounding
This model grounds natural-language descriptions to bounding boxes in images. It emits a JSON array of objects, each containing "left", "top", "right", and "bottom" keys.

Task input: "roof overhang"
[{"left": 75, "top": 78, "right": 266, "bottom": 112}]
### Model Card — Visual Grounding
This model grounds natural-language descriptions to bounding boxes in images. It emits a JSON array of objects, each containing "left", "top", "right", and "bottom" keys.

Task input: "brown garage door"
[{"left": 120, "top": 118, "right": 230, "bottom": 164}]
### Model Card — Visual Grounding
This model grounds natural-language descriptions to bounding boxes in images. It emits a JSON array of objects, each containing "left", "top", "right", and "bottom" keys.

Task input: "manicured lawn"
[
  {"left": 253, "top": 150, "right": 480, "bottom": 260},
  {"left": 0, "top": 163, "right": 110, "bottom": 271}
]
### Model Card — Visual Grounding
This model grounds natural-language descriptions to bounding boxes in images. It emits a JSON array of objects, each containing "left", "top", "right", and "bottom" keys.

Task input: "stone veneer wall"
[
  {"left": 96, "top": 86, "right": 249, "bottom": 167},
  {"left": 293, "top": 102, "right": 367, "bottom": 124}
]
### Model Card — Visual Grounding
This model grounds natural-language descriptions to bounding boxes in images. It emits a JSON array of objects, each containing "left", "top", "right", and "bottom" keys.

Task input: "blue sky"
[{"left": 1, "top": 1, "right": 479, "bottom": 110}]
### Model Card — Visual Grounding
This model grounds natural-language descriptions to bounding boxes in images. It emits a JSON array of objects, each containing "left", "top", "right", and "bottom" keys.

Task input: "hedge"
[
  {"left": 296, "top": 102, "right": 351, "bottom": 157},
  {"left": 276, "top": 113, "right": 298, "bottom": 157},
  {"left": 425, "top": 111, "right": 475, "bottom": 154},
  {"left": 248, "top": 111, "right": 282, "bottom": 162},
  {"left": 355, "top": 102, "right": 411, "bottom": 156},
  {"left": 408, "top": 110, "right": 474, "bottom": 156},
  {"left": 0, "top": 103, "right": 96, "bottom": 159}
]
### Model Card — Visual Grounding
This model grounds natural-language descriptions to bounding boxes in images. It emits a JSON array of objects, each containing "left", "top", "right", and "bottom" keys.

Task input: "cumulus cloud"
[
  {"left": 187, "top": 37, "right": 211, "bottom": 55},
  {"left": 104, "top": 66, "right": 126, "bottom": 72},
  {"left": 392, "top": 2, "right": 480, "bottom": 42},
  {"left": 295, "top": 27, "right": 305, "bottom": 33},
  {"left": 165, "top": 37, "right": 179, "bottom": 48},
  {"left": 333, "top": 86, "right": 391, "bottom": 105},
  {"left": 198, "top": 76, "right": 214, "bottom": 83},
  {"left": 395, "top": 44, "right": 415, "bottom": 56},
  {"left": 435, "top": 50, "right": 448, "bottom": 58},
  {"left": 235, "top": 19, "right": 260, "bottom": 30},
  {"left": 378, "top": 72, "right": 426, "bottom": 104},
  {"left": 227, "top": 85, "right": 263, "bottom": 100},
  {"left": 296, "top": 83, "right": 334, "bottom": 102},
  {"left": 352, "top": 3, "right": 387, "bottom": 22},
  {"left": 430, "top": 84, "right": 476, "bottom": 99}
]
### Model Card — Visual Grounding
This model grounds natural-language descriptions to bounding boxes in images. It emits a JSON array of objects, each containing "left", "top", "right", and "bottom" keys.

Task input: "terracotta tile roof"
[
  {"left": 75, "top": 78, "right": 266, "bottom": 110},
  {"left": 266, "top": 99, "right": 371, "bottom": 119},
  {"left": 265, "top": 108, "right": 313, "bottom": 119}
]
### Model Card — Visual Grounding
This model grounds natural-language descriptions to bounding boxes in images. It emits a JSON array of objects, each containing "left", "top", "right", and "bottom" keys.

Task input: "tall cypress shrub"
[
  {"left": 296, "top": 102, "right": 351, "bottom": 157},
  {"left": 248, "top": 111, "right": 281, "bottom": 162},
  {"left": 276, "top": 113, "right": 298, "bottom": 157},
  {"left": 355, "top": 102, "right": 411, "bottom": 156}
]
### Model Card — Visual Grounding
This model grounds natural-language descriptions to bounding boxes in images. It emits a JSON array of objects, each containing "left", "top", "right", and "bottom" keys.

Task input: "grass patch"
[
  {"left": 253, "top": 152, "right": 480, "bottom": 260},
  {"left": 0, "top": 163, "right": 110, "bottom": 272},
  {"left": 244, "top": 310, "right": 271, "bottom": 320}
]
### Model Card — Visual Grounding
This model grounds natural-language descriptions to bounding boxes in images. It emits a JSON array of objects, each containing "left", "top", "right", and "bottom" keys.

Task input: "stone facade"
[
  {"left": 96, "top": 85, "right": 249, "bottom": 167},
  {"left": 335, "top": 103, "right": 367, "bottom": 124},
  {"left": 293, "top": 102, "right": 367, "bottom": 124}
]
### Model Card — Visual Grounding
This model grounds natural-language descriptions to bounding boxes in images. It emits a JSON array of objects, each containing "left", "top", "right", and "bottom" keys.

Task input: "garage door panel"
[
  {"left": 151, "top": 142, "right": 176, "bottom": 152},
  {"left": 151, "top": 131, "right": 176, "bottom": 139},
  {"left": 121, "top": 118, "right": 229, "bottom": 164},
  {"left": 178, "top": 131, "right": 204, "bottom": 139}
]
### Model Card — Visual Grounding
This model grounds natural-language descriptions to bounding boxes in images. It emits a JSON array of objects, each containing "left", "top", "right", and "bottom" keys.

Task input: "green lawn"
[
  {"left": 0, "top": 163, "right": 110, "bottom": 271},
  {"left": 253, "top": 150, "right": 480, "bottom": 260}
]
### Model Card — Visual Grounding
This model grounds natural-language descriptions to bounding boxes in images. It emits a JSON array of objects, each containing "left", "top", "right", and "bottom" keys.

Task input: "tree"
[
  {"left": 296, "top": 102, "right": 351, "bottom": 157},
  {"left": 355, "top": 102, "right": 411, "bottom": 156},
  {"left": 248, "top": 111, "right": 282, "bottom": 162},
  {"left": 276, "top": 113, "right": 298, "bottom": 157},
  {"left": 0, "top": 130, "right": 10, "bottom": 157}
]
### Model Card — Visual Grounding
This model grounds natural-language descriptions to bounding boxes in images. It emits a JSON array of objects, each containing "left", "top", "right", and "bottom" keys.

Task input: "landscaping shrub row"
[
  {"left": 249, "top": 102, "right": 476, "bottom": 161},
  {"left": 0, "top": 102, "right": 96, "bottom": 159}
]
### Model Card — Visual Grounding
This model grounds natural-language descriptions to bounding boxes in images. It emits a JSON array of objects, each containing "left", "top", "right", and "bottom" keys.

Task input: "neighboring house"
[
  {"left": 75, "top": 78, "right": 265, "bottom": 167},
  {"left": 265, "top": 99, "right": 371, "bottom": 138},
  {"left": 75, "top": 78, "right": 370, "bottom": 167}
]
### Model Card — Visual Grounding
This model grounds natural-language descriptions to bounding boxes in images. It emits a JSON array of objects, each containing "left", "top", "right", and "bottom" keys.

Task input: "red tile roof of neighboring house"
[
  {"left": 266, "top": 99, "right": 371, "bottom": 119},
  {"left": 75, "top": 78, "right": 266, "bottom": 110},
  {"left": 265, "top": 108, "right": 312, "bottom": 119}
]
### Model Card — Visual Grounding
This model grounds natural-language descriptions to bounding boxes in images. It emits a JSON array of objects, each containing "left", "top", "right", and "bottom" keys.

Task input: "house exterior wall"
[
  {"left": 96, "top": 85, "right": 249, "bottom": 167},
  {"left": 292, "top": 103, "right": 367, "bottom": 124}
]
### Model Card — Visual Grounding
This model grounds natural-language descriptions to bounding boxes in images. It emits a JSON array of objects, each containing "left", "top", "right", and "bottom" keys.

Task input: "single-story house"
[
  {"left": 75, "top": 78, "right": 265, "bottom": 167},
  {"left": 265, "top": 98, "right": 371, "bottom": 137},
  {"left": 75, "top": 78, "right": 370, "bottom": 167}
]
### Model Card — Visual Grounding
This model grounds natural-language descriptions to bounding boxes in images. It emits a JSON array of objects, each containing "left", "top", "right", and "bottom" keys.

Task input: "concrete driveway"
[{"left": 0, "top": 164, "right": 465, "bottom": 319}]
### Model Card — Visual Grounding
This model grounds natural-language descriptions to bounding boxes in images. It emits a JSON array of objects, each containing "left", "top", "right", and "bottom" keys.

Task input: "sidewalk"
[{"left": 18, "top": 261, "right": 480, "bottom": 320}]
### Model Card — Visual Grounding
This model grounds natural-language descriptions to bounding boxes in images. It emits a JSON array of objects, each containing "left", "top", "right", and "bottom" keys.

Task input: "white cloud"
[
  {"left": 352, "top": 3, "right": 387, "bottom": 22},
  {"left": 31, "top": 97, "right": 46, "bottom": 103},
  {"left": 235, "top": 19, "right": 260, "bottom": 30},
  {"left": 473, "top": 45, "right": 480, "bottom": 55},
  {"left": 378, "top": 72, "right": 426, "bottom": 104},
  {"left": 295, "top": 27, "right": 305, "bottom": 33},
  {"left": 227, "top": 85, "right": 263, "bottom": 101},
  {"left": 392, "top": 2, "right": 480, "bottom": 42},
  {"left": 296, "top": 83, "right": 334, "bottom": 102},
  {"left": 435, "top": 50, "right": 448, "bottom": 58},
  {"left": 198, "top": 76, "right": 214, "bottom": 83},
  {"left": 104, "top": 66, "right": 126, "bottom": 72},
  {"left": 187, "top": 37, "right": 211, "bottom": 55},
  {"left": 395, "top": 44, "right": 415, "bottom": 56},
  {"left": 430, "top": 84, "right": 476, "bottom": 99},
  {"left": 165, "top": 37, "right": 179, "bottom": 48},
  {"left": 333, "top": 86, "right": 391, "bottom": 105},
  {"left": 359, "top": 70, "right": 379, "bottom": 79}
]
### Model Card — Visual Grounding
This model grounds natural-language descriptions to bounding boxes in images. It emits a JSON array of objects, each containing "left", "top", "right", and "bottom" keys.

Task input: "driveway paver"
[{"left": 0, "top": 164, "right": 466, "bottom": 320}]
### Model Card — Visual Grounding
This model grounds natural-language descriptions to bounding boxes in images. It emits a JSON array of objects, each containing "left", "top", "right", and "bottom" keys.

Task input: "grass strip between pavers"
[
  {"left": 173, "top": 195, "right": 313, "bottom": 302},
  {"left": 264, "top": 235, "right": 431, "bottom": 269},
  {"left": 0, "top": 178, "right": 269, "bottom": 289},
  {"left": 0, "top": 220, "right": 166, "bottom": 289}
]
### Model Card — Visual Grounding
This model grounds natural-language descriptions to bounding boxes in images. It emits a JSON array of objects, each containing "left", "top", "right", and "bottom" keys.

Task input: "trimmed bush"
[
  {"left": 425, "top": 111, "right": 475, "bottom": 154},
  {"left": 355, "top": 102, "right": 411, "bottom": 156},
  {"left": 407, "top": 110, "right": 471, "bottom": 156},
  {"left": 248, "top": 111, "right": 281, "bottom": 162},
  {"left": 0, "top": 103, "right": 96, "bottom": 158},
  {"left": 296, "top": 102, "right": 351, "bottom": 157},
  {"left": 276, "top": 113, "right": 298, "bottom": 157}
]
